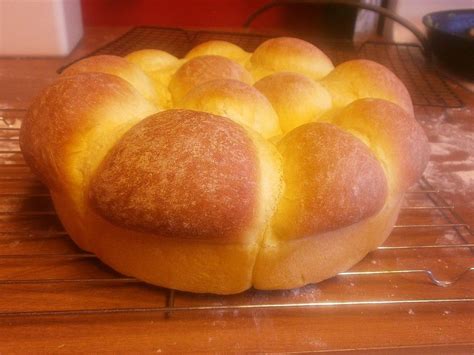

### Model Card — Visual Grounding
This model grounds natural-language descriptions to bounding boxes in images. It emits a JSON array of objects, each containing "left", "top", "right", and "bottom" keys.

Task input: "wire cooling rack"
[
  {"left": 0, "top": 109, "right": 473, "bottom": 318},
  {"left": 58, "top": 26, "right": 463, "bottom": 109}
]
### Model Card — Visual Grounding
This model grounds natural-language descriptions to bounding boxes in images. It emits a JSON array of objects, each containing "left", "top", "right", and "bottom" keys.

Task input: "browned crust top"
[
  {"left": 321, "top": 59, "right": 414, "bottom": 116},
  {"left": 169, "top": 55, "right": 252, "bottom": 102},
  {"left": 273, "top": 122, "right": 388, "bottom": 239},
  {"left": 331, "top": 98, "right": 430, "bottom": 190},
  {"left": 250, "top": 37, "right": 334, "bottom": 78},
  {"left": 19, "top": 72, "right": 155, "bottom": 188},
  {"left": 89, "top": 109, "right": 259, "bottom": 240}
]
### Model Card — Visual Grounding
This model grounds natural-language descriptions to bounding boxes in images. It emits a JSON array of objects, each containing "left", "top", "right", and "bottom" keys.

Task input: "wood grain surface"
[{"left": 0, "top": 27, "right": 473, "bottom": 353}]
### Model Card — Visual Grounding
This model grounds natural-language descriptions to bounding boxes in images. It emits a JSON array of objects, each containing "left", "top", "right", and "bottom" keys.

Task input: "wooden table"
[{"left": 0, "top": 27, "right": 473, "bottom": 353}]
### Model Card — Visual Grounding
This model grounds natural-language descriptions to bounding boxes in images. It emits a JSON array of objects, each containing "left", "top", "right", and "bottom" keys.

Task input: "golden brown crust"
[
  {"left": 169, "top": 55, "right": 253, "bottom": 103},
  {"left": 61, "top": 54, "right": 164, "bottom": 107},
  {"left": 19, "top": 72, "right": 157, "bottom": 191},
  {"left": 254, "top": 72, "right": 332, "bottom": 133},
  {"left": 51, "top": 190, "right": 259, "bottom": 294},
  {"left": 330, "top": 98, "right": 430, "bottom": 192},
  {"left": 20, "top": 39, "right": 430, "bottom": 294},
  {"left": 320, "top": 59, "right": 414, "bottom": 116},
  {"left": 248, "top": 37, "right": 334, "bottom": 81},
  {"left": 179, "top": 79, "right": 281, "bottom": 138},
  {"left": 125, "top": 49, "right": 179, "bottom": 72},
  {"left": 253, "top": 193, "right": 403, "bottom": 289},
  {"left": 185, "top": 40, "right": 250, "bottom": 65},
  {"left": 125, "top": 50, "right": 181, "bottom": 105},
  {"left": 272, "top": 122, "right": 388, "bottom": 239},
  {"left": 89, "top": 109, "right": 259, "bottom": 241}
]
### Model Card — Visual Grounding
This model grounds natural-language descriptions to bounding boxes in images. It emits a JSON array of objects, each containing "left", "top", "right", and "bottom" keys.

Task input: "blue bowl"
[{"left": 423, "top": 9, "right": 474, "bottom": 79}]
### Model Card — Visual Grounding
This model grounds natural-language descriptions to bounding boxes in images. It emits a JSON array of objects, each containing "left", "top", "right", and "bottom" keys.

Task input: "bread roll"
[
  {"left": 169, "top": 55, "right": 253, "bottom": 104},
  {"left": 125, "top": 49, "right": 182, "bottom": 102},
  {"left": 125, "top": 49, "right": 179, "bottom": 72},
  {"left": 271, "top": 122, "right": 388, "bottom": 240},
  {"left": 253, "top": 98, "right": 428, "bottom": 289},
  {"left": 185, "top": 40, "right": 251, "bottom": 65},
  {"left": 248, "top": 37, "right": 334, "bottom": 81},
  {"left": 20, "top": 37, "right": 430, "bottom": 294},
  {"left": 254, "top": 72, "right": 332, "bottom": 133},
  {"left": 20, "top": 72, "right": 158, "bottom": 190},
  {"left": 62, "top": 54, "right": 171, "bottom": 108},
  {"left": 320, "top": 59, "right": 414, "bottom": 116},
  {"left": 179, "top": 79, "right": 281, "bottom": 138},
  {"left": 330, "top": 98, "right": 429, "bottom": 193},
  {"left": 20, "top": 72, "right": 159, "bottom": 249}
]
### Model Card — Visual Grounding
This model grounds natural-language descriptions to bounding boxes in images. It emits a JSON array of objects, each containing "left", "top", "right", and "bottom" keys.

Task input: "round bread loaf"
[{"left": 20, "top": 37, "right": 429, "bottom": 294}]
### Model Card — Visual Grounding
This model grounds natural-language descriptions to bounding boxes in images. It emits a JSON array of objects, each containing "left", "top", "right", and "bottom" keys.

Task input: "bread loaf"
[{"left": 20, "top": 37, "right": 429, "bottom": 294}]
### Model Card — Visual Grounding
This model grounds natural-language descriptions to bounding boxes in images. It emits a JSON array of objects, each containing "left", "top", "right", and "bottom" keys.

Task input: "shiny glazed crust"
[{"left": 20, "top": 37, "right": 430, "bottom": 294}]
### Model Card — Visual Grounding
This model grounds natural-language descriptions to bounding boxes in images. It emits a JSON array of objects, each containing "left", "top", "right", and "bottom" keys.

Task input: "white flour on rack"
[{"left": 424, "top": 108, "right": 474, "bottom": 208}]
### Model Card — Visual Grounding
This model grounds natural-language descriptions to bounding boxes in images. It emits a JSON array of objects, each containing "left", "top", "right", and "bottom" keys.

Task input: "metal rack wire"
[
  {"left": 58, "top": 26, "right": 464, "bottom": 108},
  {"left": 0, "top": 109, "right": 473, "bottom": 318}
]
